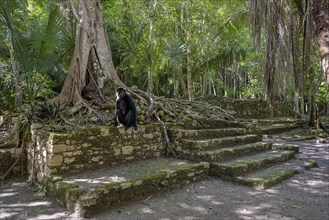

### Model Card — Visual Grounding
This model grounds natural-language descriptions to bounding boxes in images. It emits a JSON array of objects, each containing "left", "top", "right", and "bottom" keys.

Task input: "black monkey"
[{"left": 114, "top": 87, "right": 138, "bottom": 131}]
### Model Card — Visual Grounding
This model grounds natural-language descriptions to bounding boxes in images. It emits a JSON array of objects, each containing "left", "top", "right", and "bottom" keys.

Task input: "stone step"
[
  {"left": 175, "top": 134, "right": 261, "bottom": 151},
  {"left": 209, "top": 150, "right": 295, "bottom": 177},
  {"left": 241, "top": 117, "right": 303, "bottom": 126},
  {"left": 186, "top": 118, "right": 242, "bottom": 129},
  {"left": 235, "top": 159, "right": 318, "bottom": 189},
  {"left": 187, "top": 142, "right": 272, "bottom": 162},
  {"left": 168, "top": 128, "right": 249, "bottom": 140},
  {"left": 262, "top": 129, "right": 316, "bottom": 141},
  {"left": 271, "top": 143, "right": 299, "bottom": 153},
  {"left": 46, "top": 158, "right": 209, "bottom": 217},
  {"left": 261, "top": 124, "right": 301, "bottom": 134}
]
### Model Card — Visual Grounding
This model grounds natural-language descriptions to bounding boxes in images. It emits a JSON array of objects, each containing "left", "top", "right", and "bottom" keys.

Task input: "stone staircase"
[
  {"left": 29, "top": 125, "right": 210, "bottom": 218},
  {"left": 26, "top": 118, "right": 316, "bottom": 217},
  {"left": 47, "top": 158, "right": 208, "bottom": 217},
  {"left": 168, "top": 120, "right": 317, "bottom": 190},
  {"left": 240, "top": 117, "right": 306, "bottom": 135}
]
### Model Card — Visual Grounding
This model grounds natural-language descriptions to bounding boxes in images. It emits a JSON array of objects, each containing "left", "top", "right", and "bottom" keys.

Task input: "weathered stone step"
[
  {"left": 188, "top": 142, "right": 272, "bottom": 162},
  {"left": 242, "top": 117, "right": 303, "bottom": 126},
  {"left": 209, "top": 150, "right": 295, "bottom": 177},
  {"left": 271, "top": 143, "right": 299, "bottom": 153},
  {"left": 47, "top": 158, "right": 209, "bottom": 217},
  {"left": 261, "top": 124, "right": 301, "bottom": 134},
  {"left": 176, "top": 134, "right": 261, "bottom": 151},
  {"left": 185, "top": 118, "right": 242, "bottom": 129},
  {"left": 168, "top": 127, "right": 249, "bottom": 140},
  {"left": 235, "top": 159, "right": 318, "bottom": 189}
]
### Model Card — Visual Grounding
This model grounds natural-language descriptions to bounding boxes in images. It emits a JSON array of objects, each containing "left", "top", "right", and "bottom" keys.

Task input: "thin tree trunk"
[
  {"left": 185, "top": 1, "right": 194, "bottom": 101},
  {"left": 146, "top": 0, "right": 157, "bottom": 93},
  {"left": 8, "top": 42, "right": 22, "bottom": 108},
  {"left": 179, "top": 71, "right": 188, "bottom": 97}
]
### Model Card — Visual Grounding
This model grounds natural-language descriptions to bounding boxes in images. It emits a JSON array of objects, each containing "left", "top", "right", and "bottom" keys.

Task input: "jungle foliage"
[{"left": 0, "top": 0, "right": 328, "bottom": 114}]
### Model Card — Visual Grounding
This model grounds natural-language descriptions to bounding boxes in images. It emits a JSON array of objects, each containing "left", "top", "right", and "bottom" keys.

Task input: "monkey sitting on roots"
[{"left": 114, "top": 87, "right": 138, "bottom": 131}]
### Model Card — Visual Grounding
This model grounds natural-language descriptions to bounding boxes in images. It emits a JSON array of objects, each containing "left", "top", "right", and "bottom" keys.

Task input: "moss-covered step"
[
  {"left": 168, "top": 127, "right": 249, "bottom": 140},
  {"left": 175, "top": 134, "right": 261, "bottom": 151},
  {"left": 183, "top": 142, "right": 272, "bottom": 162},
  {"left": 209, "top": 150, "right": 296, "bottom": 177},
  {"left": 235, "top": 159, "right": 318, "bottom": 189},
  {"left": 184, "top": 118, "right": 241, "bottom": 129},
  {"left": 271, "top": 143, "right": 299, "bottom": 153},
  {"left": 242, "top": 117, "right": 303, "bottom": 126},
  {"left": 47, "top": 158, "right": 209, "bottom": 217},
  {"left": 263, "top": 129, "right": 316, "bottom": 141},
  {"left": 261, "top": 124, "right": 301, "bottom": 134}
]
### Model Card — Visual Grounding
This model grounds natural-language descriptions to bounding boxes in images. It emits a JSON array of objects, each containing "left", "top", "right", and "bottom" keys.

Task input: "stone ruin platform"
[{"left": 23, "top": 117, "right": 318, "bottom": 217}]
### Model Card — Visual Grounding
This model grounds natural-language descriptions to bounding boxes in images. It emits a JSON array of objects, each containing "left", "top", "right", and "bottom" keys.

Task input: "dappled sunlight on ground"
[
  {"left": 1, "top": 139, "right": 328, "bottom": 219},
  {"left": 0, "top": 177, "right": 71, "bottom": 220}
]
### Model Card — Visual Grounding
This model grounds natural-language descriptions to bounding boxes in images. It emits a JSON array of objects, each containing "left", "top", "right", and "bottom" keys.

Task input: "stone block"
[
  {"left": 82, "top": 143, "right": 91, "bottom": 148},
  {"left": 100, "top": 127, "right": 109, "bottom": 136},
  {"left": 49, "top": 144, "right": 66, "bottom": 153},
  {"left": 47, "top": 155, "right": 63, "bottom": 167},
  {"left": 64, "top": 157, "right": 76, "bottom": 164},
  {"left": 113, "top": 148, "right": 121, "bottom": 156},
  {"left": 73, "top": 150, "right": 83, "bottom": 156},
  {"left": 64, "top": 152, "right": 73, "bottom": 157},
  {"left": 91, "top": 156, "right": 103, "bottom": 162},
  {"left": 143, "top": 133, "right": 154, "bottom": 139},
  {"left": 121, "top": 146, "right": 134, "bottom": 155}
]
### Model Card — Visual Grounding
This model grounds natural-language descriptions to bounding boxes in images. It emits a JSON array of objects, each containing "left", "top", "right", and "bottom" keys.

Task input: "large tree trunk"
[
  {"left": 308, "top": 0, "right": 329, "bottom": 128},
  {"left": 264, "top": 0, "right": 279, "bottom": 115},
  {"left": 53, "top": 0, "right": 124, "bottom": 107},
  {"left": 311, "top": 0, "right": 329, "bottom": 88}
]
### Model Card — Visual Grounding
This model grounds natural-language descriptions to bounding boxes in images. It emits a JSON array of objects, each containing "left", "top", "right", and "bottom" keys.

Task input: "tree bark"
[
  {"left": 185, "top": 1, "right": 194, "bottom": 101},
  {"left": 264, "top": 0, "right": 279, "bottom": 115},
  {"left": 8, "top": 42, "right": 22, "bottom": 108},
  {"left": 146, "top": 0, "right": 157, "bottom": 93},
  {"left": 311, "top": 0, "right": 329, "bottom": 88},
  {"left": 53, "top": 0, "right": 124, "bottom": 107}
]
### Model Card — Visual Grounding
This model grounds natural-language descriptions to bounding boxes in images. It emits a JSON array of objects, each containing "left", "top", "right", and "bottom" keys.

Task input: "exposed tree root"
[
  {"left": 148, "top": 96, "right": 176, "bottom": 157},
  {"left": 1, "top": 150, "right": 21, "bottom": 188},
  {"left": 0, "top": 134, "right": 24, "bottom": 187},
  {"left": 0, "top": 116, "right": 22, "bottom": 149}
]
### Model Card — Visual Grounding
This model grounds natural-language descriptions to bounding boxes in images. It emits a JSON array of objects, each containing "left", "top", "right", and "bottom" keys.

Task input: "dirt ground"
[{"left": 1, "top": 138, "right": 328, "bottom": 220}]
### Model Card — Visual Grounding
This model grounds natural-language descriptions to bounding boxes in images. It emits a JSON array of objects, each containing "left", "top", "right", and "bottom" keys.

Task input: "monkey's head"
[{"left": 116, "top": 87, "right": 126, "bottom": 99}]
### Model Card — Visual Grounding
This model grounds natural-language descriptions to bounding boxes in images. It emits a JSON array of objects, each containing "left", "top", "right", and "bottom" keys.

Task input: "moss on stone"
[
  {"left": 95, "top": 182, "right": 121, "bottom": 193},
  {"left": 56, "top": 181, "right": 76, "bottom": 191},
  {"left": 49, "top": 174, "right": 63, "bottom": 182},
  {"left": 304, "top": 159, "right": 318, "bottom": 169},
  {"left": 242, "top": 169, "right": 297, "bottom": 189},
  {"left": 67, "top": 188, "right": 86, "bottom": 201}
]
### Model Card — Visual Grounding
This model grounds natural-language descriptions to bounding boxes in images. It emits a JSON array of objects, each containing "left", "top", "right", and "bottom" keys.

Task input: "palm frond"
[
  {"left": 164, "top": 38, "right": 187, "bottom": 61},
  {"left": 29, "top": 5, "right": 64, "bottom": 55}
]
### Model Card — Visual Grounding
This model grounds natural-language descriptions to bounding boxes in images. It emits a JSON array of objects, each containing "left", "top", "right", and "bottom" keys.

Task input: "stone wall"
[{"left": 28, "top": 124, "right": 165, "bottom": 183}]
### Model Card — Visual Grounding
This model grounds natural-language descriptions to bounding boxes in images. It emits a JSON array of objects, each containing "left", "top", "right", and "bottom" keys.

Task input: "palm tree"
[
  {"left": 164, "top": 38, "right": 188, "bottom": 97},
  {"left": 0, "top": 1, "right": 68, "bottom": 108}
]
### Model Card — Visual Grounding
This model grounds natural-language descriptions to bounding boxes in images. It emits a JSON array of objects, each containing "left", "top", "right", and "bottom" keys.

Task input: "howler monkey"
[{"left": 114, "top": 87, "right": 138, "bottom": 131}]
